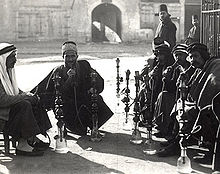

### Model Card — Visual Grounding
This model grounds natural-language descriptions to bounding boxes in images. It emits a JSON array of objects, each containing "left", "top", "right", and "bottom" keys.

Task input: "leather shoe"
[
  {"left": 157, "top": 142, "right": 180, "bottom": 157},
  {"left": 32, "top": 140, "right": 50, "bottom": 151},
  {"left": 28, "top": 139, "right": 50, "bottom": 151},
  {"left": 16, "top": 148, "right": 44, "bottom": 156},
  {"left": 193, "top": 152, "right": 212, "bottom": 164}
]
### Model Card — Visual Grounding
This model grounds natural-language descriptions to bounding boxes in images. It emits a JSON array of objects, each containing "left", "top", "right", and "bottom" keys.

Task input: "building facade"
[{"left": 0, "top": 0, "right": 200, "bottom": 43}]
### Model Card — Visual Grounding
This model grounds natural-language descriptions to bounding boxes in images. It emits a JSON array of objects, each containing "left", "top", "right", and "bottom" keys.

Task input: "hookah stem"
[
  {"left": 180, "top": 75, "right": 187, "bottom": 164},
  {"left": 116, "top": 58, "right": 120, "bottom": 97},
  {"left": 53, "top": 72, "right": 64, "bottom": 142},
  {"left": 149, "top": 77, "right": 154, "bottom": 127},
  {"left": 125, "top": 70, "right": 130, "bottom": 122},
  {"left": 134, "top": 71, "right": 140, "bottom": 134},
  {"left": 91, "top": 72, "right": 98, "bottom": 131},
  {"left": 59, "top": 120, "right": 63, "bottom": 142}
]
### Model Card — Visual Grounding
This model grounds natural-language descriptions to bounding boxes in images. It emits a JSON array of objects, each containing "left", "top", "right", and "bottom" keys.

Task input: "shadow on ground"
[
  {"left": 76, "top": 131, "right": 212, "bottom": 174},
  {"left": 0, "top": 150, "right": 125, "bottom": 174}
]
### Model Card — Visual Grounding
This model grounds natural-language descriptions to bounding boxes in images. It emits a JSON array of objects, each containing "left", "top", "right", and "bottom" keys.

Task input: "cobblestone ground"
[{"left": 0, "top": 42, "right": 213, "bottom": 174}]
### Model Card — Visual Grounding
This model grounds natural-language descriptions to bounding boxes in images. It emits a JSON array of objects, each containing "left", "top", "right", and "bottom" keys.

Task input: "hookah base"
[
  {"left": 54, "top": 135, "right": 69, "bottom": 154},
  {"left": 143, "top": 140, "right": 157, "bottom": 155},
  {"left": 130, "top": 139, "right": 143, "bottom": 145},
  {"left": 143, "top": 148, "right": 157, "bottom": 155},
  {"left": 122, "top": 121, "right": 131, "bottom": 131},
  {"left": 55, "top": 147, "right": 69, "bottom": 154},
  {"left": 130, "top": 129, "right": 143, "bottom": 145}
]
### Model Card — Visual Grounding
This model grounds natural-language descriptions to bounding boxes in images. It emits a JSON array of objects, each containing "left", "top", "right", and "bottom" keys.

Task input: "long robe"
[
  {"left": 173, "top": 57, "right": 220, "bottom": 145},
  {"left": 32, "top": 60, "right": 113, "bottom": 135},
  {"left": 155, "top": 16, "right": 177, "bottom": 49}
]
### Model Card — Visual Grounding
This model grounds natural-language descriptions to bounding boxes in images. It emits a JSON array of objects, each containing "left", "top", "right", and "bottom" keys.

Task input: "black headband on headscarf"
[
  {"left": 0, "top": 44, "right": 16, "bottom": 56},
  {"left": 187, "top": 42, "right": 210, "bottom": 60},
  {"left": 187, "top": 42, "right": 207, "bottom": 53}
]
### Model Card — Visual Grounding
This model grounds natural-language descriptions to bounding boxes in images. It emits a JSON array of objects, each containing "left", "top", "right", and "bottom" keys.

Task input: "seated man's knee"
[{"left": 14, "top": 100, "right": 32, "bottom": 110}]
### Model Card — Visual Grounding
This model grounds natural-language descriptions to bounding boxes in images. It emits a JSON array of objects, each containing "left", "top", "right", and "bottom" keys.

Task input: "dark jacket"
[
  {"left": 32, "top": 60, "right": 113, "bottom": 134},
  {"left": 185, "top": 25, "right": 200, "bottom": 45},
  {"left": 155, "top": 16, "right": 177, "bottom": 49}
]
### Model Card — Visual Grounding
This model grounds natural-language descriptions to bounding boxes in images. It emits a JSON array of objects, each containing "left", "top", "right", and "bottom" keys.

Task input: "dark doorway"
[{"left": 92, "top": 3, "right": 122, "bottom": 42}]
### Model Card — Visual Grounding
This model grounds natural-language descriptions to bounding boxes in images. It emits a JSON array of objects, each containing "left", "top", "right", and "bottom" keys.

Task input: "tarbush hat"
[
  {"left": 62, "top": 41, "right": 77, "bottom": 56},
  {"left": 0, "top": 43, "right": 16, "bottom": 56},
  {"left": 172, "top": 44, "right": 188, "bottom": 55},
  {"left": 192, "top": 14, "right": 199, "bottom": 20},
  {"left": 159, "top": 4, "right": 168, "bottom": 13}
]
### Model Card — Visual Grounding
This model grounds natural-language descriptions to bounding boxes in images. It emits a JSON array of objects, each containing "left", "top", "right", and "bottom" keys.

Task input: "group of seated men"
[
  {"left": 139, "top": 39, "right": 220, "bottom": 172},
  {"left": 0, "top": 39, "right": 219, "bottom": 172}
]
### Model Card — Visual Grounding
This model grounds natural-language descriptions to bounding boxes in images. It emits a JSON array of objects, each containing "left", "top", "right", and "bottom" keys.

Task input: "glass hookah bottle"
[
  {"left": 143, "top": 120, "right": 157, "bottom": 155},
  {"left": 177, "top": 139, "right": 192, "bottom": 174}
]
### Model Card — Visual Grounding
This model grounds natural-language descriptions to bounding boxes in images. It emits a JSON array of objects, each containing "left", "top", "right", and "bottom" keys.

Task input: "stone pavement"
[
  {"left": 0, "top": 42, "right": 214, "bottom": 174},
  {"left": 15, "top": 41, "right": 152, "bottom": 60}
]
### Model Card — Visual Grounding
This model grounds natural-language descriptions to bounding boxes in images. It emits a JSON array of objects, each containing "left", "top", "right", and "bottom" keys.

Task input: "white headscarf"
[{"left": 0, "top": 43, "right": 19, "bottom": 95}]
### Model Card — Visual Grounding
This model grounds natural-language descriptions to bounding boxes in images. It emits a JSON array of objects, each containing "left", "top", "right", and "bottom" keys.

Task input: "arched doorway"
[{"left": 92, "top": 3, "right": 122, "bottom": 43}]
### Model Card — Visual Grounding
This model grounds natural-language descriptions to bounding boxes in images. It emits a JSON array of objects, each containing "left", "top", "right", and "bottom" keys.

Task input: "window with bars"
[{"left": 201, "top": 0, "right": 220, "bottom": 56}]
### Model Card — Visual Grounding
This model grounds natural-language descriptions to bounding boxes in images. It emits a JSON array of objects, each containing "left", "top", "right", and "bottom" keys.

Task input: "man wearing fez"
[
  {"left": 185, "top": 14, "right": 200, "bottom": 45},
  {"left": 32, "top": 41, "right": 113, "bottom": 136},
  {"left": 155, "top": 4, "right": 177, "bottom": 49}
]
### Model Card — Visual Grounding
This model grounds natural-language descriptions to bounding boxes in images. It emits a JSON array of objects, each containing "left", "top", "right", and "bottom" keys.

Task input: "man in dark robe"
[
  {"left": 155, "top": 4, "right": 177, "bottom": 49},
  {"left": 185, "top": 15, "right": 200, "bottom": 45},
  {"left": 154, "top": 44, "right": 195, "bottom": 139},
  {"left": 32, "top": 41, "right": 113, "bottom": 136},
  {"left": 139, "top": 44, "right": 175, "bottom": 130},
  {"left": 157, "top": 43, "right": 220, "bottom": 168},
  {"left": 0, "top": 43, "right": 52, "bottom": 156}
]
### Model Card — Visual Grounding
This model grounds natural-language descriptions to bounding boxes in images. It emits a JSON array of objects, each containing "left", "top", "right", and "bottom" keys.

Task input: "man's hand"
[
  {"left": 67, "top": 68, "right": 76, "bottom": 77},
  {"left": 149, "top": 66, "right": 159, "bottom": 79},
  {"left": 162, "top": 66, "right": 173, "bottom": 80}
]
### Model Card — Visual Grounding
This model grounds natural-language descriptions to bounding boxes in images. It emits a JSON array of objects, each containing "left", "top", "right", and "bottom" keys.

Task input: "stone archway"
[{"left": 91, "top": 3, "right": 122, "bottom": 43}]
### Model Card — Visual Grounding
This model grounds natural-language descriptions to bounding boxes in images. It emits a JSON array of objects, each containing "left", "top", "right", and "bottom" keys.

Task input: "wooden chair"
[
  {"left": 0, "top": 131, "right": 10, "bottom": 154},
  {"left": 0, "top": 120, "right": 16, "bottom": 154}
]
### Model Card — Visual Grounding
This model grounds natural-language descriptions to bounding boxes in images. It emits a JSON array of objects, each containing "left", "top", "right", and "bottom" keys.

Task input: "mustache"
[{"left": 66, "top": 61, "right": 77, "bottom": 68}]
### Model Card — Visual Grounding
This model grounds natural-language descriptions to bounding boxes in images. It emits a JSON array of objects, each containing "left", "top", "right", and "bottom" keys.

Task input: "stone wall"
[{"left": 0, "top": 0, "right": 198, "bottom": 43}]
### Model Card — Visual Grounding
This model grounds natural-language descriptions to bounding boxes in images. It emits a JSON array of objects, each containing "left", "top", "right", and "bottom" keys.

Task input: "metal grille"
[{"left": 201, "top": 0, "right": 220, "bottom": 56}]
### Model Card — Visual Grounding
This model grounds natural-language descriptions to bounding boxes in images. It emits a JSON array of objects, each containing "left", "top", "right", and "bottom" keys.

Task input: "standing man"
[
  {"left": 185, "top": 15, "right": 200, "bottom": 45},
  {"left": 155, "top": 4, "right": 177, "bottom": 49}
]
